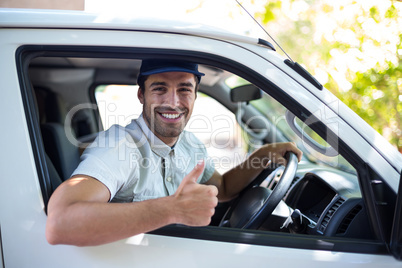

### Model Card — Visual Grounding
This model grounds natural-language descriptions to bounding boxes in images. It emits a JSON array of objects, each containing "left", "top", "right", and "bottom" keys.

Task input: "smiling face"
[{"left": 138, "top": 71, "right": 197, "bottom": 146}]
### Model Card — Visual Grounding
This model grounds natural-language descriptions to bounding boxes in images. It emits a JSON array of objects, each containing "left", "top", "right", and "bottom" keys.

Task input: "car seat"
[
  {"left": 41, "top": 123, "right": 80, "bottom": 181},
  {"left": 34, "top": 87, "right": 81, "bottom": 182}
]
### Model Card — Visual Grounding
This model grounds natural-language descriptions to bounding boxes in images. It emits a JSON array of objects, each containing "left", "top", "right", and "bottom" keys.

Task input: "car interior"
[{"left": 19, "top": 47, "right": 396, "bottom": 254}]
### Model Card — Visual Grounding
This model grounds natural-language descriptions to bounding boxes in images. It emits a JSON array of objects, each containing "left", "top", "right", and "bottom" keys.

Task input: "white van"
[{"left": 0, "top": 8, "right": 401, "bottom": 267}]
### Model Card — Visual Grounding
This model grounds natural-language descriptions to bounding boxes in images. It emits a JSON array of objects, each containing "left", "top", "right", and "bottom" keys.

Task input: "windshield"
[
  {"left": 255, "top": 94, "right": 355, "bottom": 174},
  {"left": 226, "top": 77, "right": 356, "bottom": 174}
]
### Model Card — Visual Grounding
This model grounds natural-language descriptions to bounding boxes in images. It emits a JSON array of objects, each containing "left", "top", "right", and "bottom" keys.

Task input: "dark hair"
[
  {"left": 137, "top": 75, "right": 148, "bottom": 93},
  {"left": 137, "top": 74, "right": 200, "bottom": 94}
]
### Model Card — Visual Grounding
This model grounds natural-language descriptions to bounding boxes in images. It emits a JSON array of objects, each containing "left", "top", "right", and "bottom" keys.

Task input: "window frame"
[{"left": 16, "top": 44, "right": 393, "bottom": 255}]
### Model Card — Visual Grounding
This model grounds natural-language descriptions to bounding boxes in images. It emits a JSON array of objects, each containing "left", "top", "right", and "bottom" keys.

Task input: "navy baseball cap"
[{"left": 139, "top": 59, "right": 205, "bottom": 82}]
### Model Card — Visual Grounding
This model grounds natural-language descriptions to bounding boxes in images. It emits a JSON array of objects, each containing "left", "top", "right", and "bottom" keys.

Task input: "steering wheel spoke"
[{"left": 219, "top": 152, "right": 298, "bottom": 229}]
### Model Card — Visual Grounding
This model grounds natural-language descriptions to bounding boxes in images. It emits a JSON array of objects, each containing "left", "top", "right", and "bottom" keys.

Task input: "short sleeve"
[{"left": 71, "top": 125, "right": 139, "bottom": 201}]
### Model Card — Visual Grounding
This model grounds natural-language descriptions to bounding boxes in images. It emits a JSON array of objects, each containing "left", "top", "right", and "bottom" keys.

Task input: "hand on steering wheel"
[{"left": 219, "top": 152, "right": 298, "bottom": 229}]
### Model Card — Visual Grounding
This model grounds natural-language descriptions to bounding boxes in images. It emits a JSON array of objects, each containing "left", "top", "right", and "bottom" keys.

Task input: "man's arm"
[
  {"left": 205, "top": 142, "right": 302, "bottom": 202},
  {"left": 46, "top": 160, "right": 218, "bottom": 246}
]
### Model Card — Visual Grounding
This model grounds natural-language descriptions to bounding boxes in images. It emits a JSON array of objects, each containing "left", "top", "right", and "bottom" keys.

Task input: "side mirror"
[{"left": 230, "top": 84, "right": 262, "bottom": 103}]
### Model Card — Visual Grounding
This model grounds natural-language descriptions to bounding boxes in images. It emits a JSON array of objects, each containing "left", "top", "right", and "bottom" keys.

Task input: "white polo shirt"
[{"left": 72, "top": 114, "right": 215, "bottom": 202}]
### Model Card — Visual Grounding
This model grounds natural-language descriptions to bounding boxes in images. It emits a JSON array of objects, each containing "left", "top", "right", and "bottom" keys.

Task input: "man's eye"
[
  {"left": 179, "top": 88, "right": 191, "bottom": 92},
  {"left": 153, "top": 87, "right": 165, "bottom": 92}
]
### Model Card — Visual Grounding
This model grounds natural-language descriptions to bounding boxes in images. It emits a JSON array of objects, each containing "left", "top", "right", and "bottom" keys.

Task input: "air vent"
[
  {"left": 336, "top": 205, "right": 362, "bottom": 234},
  {"left": 319, "top": 197, "right": 345, "bottom": 233}
]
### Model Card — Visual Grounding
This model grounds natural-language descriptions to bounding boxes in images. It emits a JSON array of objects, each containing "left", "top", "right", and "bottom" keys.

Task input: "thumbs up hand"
[{"left": 172, "top": 160, "right": 218, "bottom": 226}]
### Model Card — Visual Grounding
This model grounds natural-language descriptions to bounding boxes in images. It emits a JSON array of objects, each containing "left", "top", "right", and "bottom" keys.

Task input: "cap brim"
[{"left": 141, "top": 67, "right": 205, "bottom": 77}]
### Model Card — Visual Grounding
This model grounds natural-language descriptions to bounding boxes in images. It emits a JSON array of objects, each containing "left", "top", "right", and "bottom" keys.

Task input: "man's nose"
[{"left": 165, "top": 90, "right": 180, "bottom": 107}]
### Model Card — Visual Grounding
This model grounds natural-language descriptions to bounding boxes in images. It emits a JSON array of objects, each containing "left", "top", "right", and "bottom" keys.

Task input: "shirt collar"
[{"left": 136, "top": 114, "right": 182, "bottom": 158}]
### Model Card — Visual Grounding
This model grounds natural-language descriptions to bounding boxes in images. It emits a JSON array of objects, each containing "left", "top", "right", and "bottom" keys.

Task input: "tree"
[{"left": 255, "top": 0, "right": 402, "bottom": 152}]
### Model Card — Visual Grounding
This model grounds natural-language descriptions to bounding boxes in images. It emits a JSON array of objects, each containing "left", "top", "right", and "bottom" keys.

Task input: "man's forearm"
[
  {"left": 217, "top": 142, "right": 302, "bottom": 201},
  {"left": 46, "top": 196, "right": 176, "bottom": 246}
]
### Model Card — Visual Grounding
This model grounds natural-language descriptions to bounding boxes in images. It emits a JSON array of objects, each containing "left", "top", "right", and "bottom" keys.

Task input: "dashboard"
[{"left": 263, "top": 164, "right": 375, "bottom": 239}]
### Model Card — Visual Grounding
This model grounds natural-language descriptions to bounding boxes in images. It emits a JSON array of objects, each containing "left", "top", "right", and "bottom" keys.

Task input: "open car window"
[{"left": 19, "top": 46, "right": 395, "bottom": 256}]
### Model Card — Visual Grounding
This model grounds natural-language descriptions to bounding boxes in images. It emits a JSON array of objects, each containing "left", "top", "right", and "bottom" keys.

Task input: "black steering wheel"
[{"left": 219, "top": 152, "right": 298, "bottom": 229}]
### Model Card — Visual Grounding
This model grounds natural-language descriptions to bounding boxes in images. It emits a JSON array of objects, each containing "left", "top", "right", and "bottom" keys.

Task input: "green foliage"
[
  {"left": 342, "top": 60, "right": 402, "bottom": 149},
  {"left": 257, "top": 0, "right": 402, "bottom": 152},
  {"left": 385, "top": 4, "right": 398, "bottom": 18},
  {"left": 261, "top": 1, "right": 282, "bottom": 23}
]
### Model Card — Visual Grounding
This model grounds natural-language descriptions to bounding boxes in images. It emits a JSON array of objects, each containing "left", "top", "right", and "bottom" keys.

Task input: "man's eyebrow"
[
  {"left": 178, "top": 82, "right": 195, "bottom": 88},
  {"left": 149, "top": 81, "right": 168, "bottom": 87}
]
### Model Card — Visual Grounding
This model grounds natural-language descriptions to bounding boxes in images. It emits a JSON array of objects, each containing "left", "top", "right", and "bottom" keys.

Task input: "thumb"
[{"left": 176, "top": 160, "right": 205, "bottom": 192}]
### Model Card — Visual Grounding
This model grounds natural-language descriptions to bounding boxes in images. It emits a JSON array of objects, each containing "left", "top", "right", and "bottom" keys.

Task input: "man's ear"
[{"left": 137, "top": 88, "right": 144, "bottom": 104}]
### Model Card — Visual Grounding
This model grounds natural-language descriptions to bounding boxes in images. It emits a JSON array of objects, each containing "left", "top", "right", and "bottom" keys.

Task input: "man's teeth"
[{"left": 161, "top": 113, "right": 180, "bottom": 119}]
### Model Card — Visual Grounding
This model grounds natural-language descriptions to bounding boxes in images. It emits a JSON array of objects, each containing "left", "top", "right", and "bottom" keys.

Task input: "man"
[{"left": 46, "top": 59, "right": 302, "bottom": 246}]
